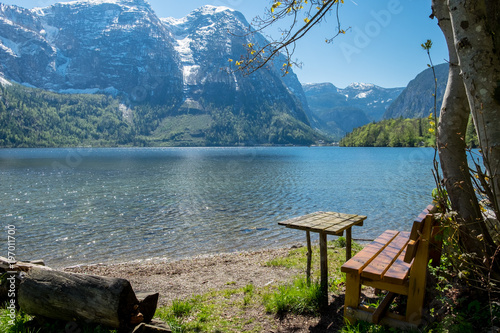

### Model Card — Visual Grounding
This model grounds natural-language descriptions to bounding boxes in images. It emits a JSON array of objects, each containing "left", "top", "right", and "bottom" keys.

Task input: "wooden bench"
[{"left": 341, "top": 204, "right": 441, "bottom": 329}]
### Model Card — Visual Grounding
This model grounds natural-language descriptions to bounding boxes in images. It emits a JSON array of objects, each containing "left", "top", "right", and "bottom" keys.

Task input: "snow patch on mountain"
[
  {"left": 348, "top": 82, "right": 375, "bottom": 90},
  {"left": 0, "top": 0, "right": 311, "bottom": 128},
  {"left": 52, "top": 0, "right": 150, "bottom": 9},
  {"left": 355, "top": 92, "right": 369, "bottom": 99},
  {"left": 199, "top": 5, "right": 235, "bottom": 14},
  {"left": 0, "top": 35, "right": 19, "bottom": 57},
  {"left": 174, "top": 36, "right": 194, "bottom": 62},
  {"left": 39, "top": 23, "right": 59, "bottom": 43},
  {"left": 0, "top": 75, "right": 12, "bottom": 86}
]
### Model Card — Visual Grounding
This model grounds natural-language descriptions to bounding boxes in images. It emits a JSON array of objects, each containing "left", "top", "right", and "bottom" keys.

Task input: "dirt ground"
[{"left": 65, "top": 247, "right": 348, "bottom": 332}]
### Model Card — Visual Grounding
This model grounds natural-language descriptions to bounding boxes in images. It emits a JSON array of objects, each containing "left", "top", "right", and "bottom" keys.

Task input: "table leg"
[
  {"left": 346, "top": 227, "right": 352, "bottom": 261},
  {"left": 319, "top": 231, "right": 328, "bottom": 306},
  {"left": 306, "top": 231, "right": 312, "bottom": 285}
]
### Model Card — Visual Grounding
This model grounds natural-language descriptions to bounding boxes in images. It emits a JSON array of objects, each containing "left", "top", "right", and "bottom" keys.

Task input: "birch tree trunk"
[
  {"left": 431, "top": 0, "right": 491, "bottom": 255},
  {"left": 447, "top": 0, "right": 500, "bottom": 218}
]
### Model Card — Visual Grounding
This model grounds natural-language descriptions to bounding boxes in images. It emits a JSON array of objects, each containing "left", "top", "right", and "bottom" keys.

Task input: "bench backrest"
[{"left": 404, "top": 203, "right": 440, "bottom": 265}]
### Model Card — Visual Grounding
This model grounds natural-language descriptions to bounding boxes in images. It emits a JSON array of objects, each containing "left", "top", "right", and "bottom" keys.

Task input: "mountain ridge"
[
  {"left": 0, "top": 0, "right": 324, "bottom": 146},
  {"left": 383, "top": 63, "right": 449, "bottom": 119},
  {"left": 303, "top": 82, "right": 404, "bottom": 139}
]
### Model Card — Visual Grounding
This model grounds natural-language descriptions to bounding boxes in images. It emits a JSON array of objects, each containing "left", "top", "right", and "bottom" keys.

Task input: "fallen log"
[
  {"left": 0, "top": 257, "right": 48, "bottom": 307},
  {"left": 0, "top": 256, "right": 50, "bottom": 272},
  {"left": 18, "top": 267, "right": 155, "bottom": 331}
]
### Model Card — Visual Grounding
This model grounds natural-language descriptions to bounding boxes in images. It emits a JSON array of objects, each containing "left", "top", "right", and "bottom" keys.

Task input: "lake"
[{"left": 0, "top": 147, "right": 437, "bottom": 268}]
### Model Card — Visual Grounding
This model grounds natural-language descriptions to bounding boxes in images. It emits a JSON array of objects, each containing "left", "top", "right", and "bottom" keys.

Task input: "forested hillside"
[
  {"left": 0, "top": 83, "right": 135, "bottom": 147},
  {"left": 0, "top": 82, "right": 324, "bottom": 147},
  {"left": 340, "top": 117, "right": 478, "bottom": 147}
]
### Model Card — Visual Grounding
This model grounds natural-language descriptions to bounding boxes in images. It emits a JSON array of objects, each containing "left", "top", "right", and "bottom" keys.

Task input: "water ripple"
[{"left": 0, "top": 147, "right": 437, "bottom": 267}]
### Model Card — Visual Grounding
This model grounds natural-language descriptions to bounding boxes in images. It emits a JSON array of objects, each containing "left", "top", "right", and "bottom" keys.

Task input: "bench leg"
[
  {"left": 406, "top": 278, "right": 425, "bottom": 325},
  {"left": 344, "top": 272, "right": 361, "bottom": 325}
]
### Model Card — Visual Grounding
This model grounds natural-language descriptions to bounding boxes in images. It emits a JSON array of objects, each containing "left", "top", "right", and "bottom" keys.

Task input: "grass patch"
[
  {"left": 155, "top": 286, "right": 271, "bottom": 333},
  {"left": 265, "top": 246, "right": 307, "bottom": 268},
  {"left": 0, "top": 308, "right": 37, "bottom": 333},
  {"left": 153, "top": 240, "right": 357, "bottom": 332},
  {"left": 265, "top": 238, "right": 361, "bottom": 293},
  {"left": 171, "top": 299, "right": 195, "bottom": 318},
  {"left": 0, "top": 307, "right": 116, "bottom": 333},
  {"left": 263, "top": 277, "right": 324, "bottom": 315}
]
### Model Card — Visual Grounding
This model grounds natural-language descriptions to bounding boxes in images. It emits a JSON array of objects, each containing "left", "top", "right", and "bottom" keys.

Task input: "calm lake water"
[{"left": 0, "top": 147, "right": 436, "bottom": 267}]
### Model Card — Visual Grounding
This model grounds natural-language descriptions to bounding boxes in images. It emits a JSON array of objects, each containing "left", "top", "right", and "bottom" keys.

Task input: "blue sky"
[{"left": 5, "top": 0, "right": 448, "bottom": 88}]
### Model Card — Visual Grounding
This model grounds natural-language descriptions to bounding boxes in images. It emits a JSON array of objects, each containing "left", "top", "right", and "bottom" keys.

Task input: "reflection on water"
[{"left": 0, "top": 147, "right": 436, "bottom": 267}]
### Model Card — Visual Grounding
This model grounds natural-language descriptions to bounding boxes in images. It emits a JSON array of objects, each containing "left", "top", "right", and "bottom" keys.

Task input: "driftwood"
[
  {"left": 0, "top": 257, "right": 48, "bottom": 307},
  {"left": 2, "top": 257, "right": 161, "bottom": 331},
  {"left": 132, "top": 319, "right": 172, "bottom": 333},
  {"left": 18, "top": 267, "right": 158, "bottom": 331},
  {"left": 0, "top": 256, "right": 49, "bottom": 272}
]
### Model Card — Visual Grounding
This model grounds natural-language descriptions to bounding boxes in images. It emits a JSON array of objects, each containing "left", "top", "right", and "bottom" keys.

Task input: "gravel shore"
[{"left": 64, "top": 247, "right": 303, "bottom": 307}]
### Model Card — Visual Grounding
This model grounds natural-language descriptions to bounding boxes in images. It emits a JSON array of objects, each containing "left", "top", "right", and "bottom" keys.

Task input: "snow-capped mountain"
[
  {"left": 0, "top": 0, "right": 322, "bottom": 146},
  {"left": 0, "top": 0, "right": 311, "bottom": 122},
  {"left": 338, "top": 82, "right": 404, "bottom": 121},
  {"left": 159, "top": 5, "right": 310, "bottom": 123},
  {"left": 303, "top": 82, "right": 404, "bottom": 138},
  {"left": 0, "top": 0, "right": 184, "bottom": 104}
]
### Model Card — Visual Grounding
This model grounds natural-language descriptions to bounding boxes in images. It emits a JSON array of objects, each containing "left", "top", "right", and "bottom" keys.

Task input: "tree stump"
[
  {"left": 19, "top": 267, "right": 142, "bottom": 330},
  {"left": 136, "top": 292, "right": 160, "bottom": 323}
]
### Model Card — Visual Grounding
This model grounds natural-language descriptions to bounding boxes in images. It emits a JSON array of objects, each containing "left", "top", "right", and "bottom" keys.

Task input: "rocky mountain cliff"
[
  {"left": 303, "top": 82, "right": 403, "bottom": 138},
  {"left": 383, "top": 63, "right": 449, "bottom": 119},
  {"left": 0, "top": 0, "right": 182, "bottom": 104},
  {"left": 0, "top": 0, "right": 321, "bottom": 146}
]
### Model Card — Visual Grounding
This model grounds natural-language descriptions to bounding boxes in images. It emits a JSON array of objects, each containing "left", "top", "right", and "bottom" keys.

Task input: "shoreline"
[
  {"left": 55, "top": 241, "right": 306, "bottom": 270},
  {"left": 63, "top": 246, "right": 304, "bottom": 306},
  {"left": 55, "top": 238, "right": 373, "bottom": 271}
]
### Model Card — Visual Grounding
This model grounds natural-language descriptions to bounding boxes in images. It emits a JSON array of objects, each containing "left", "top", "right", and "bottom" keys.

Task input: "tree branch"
[{"left": 228, "top": 0, "right": 346, "bottom": 76}]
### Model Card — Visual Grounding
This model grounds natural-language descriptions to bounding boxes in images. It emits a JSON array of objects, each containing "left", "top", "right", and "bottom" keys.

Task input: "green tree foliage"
[
  {"left": 204, "top": 103, "right": 321, "bottom": 146},
  {"left": 340, "top": 117, "right": 478, "bottom": 147},
  {"left": 0, "top": 82, "right": 324, "bottom": 147},
  {"left": 0, "top": 84, "right": 134, "bottom": 147}
]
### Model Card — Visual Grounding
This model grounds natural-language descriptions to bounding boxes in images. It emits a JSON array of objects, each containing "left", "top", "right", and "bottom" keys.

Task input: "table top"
[{"left": 278, "top": 211, "right": 367, "bottom": 235}]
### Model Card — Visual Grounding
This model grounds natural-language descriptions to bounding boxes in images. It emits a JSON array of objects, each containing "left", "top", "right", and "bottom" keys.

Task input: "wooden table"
[{"left": 279, "top": 211, "right": 367, "bottom": 305}]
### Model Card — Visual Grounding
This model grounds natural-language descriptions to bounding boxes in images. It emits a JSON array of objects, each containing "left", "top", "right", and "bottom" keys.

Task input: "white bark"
[
  {"left": 448, "top": 0, "right": 500, "bottom": 214},
  {"left": 432, "top": 0, "right": 482, "bottom": 225}
]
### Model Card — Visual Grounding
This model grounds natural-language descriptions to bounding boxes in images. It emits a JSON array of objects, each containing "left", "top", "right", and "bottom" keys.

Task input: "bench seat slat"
[
  {"left": 415, "top": 213, "right": 427, "bottom": 223},
  {"left": 341, "top": 230, "right": 399, "bottom": 274},
  {"left": 383, "top": 246, "right": 412, "bottom": 285},
  {"left": 361, "top": 232, "right": 410, "bottom": 281}
]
